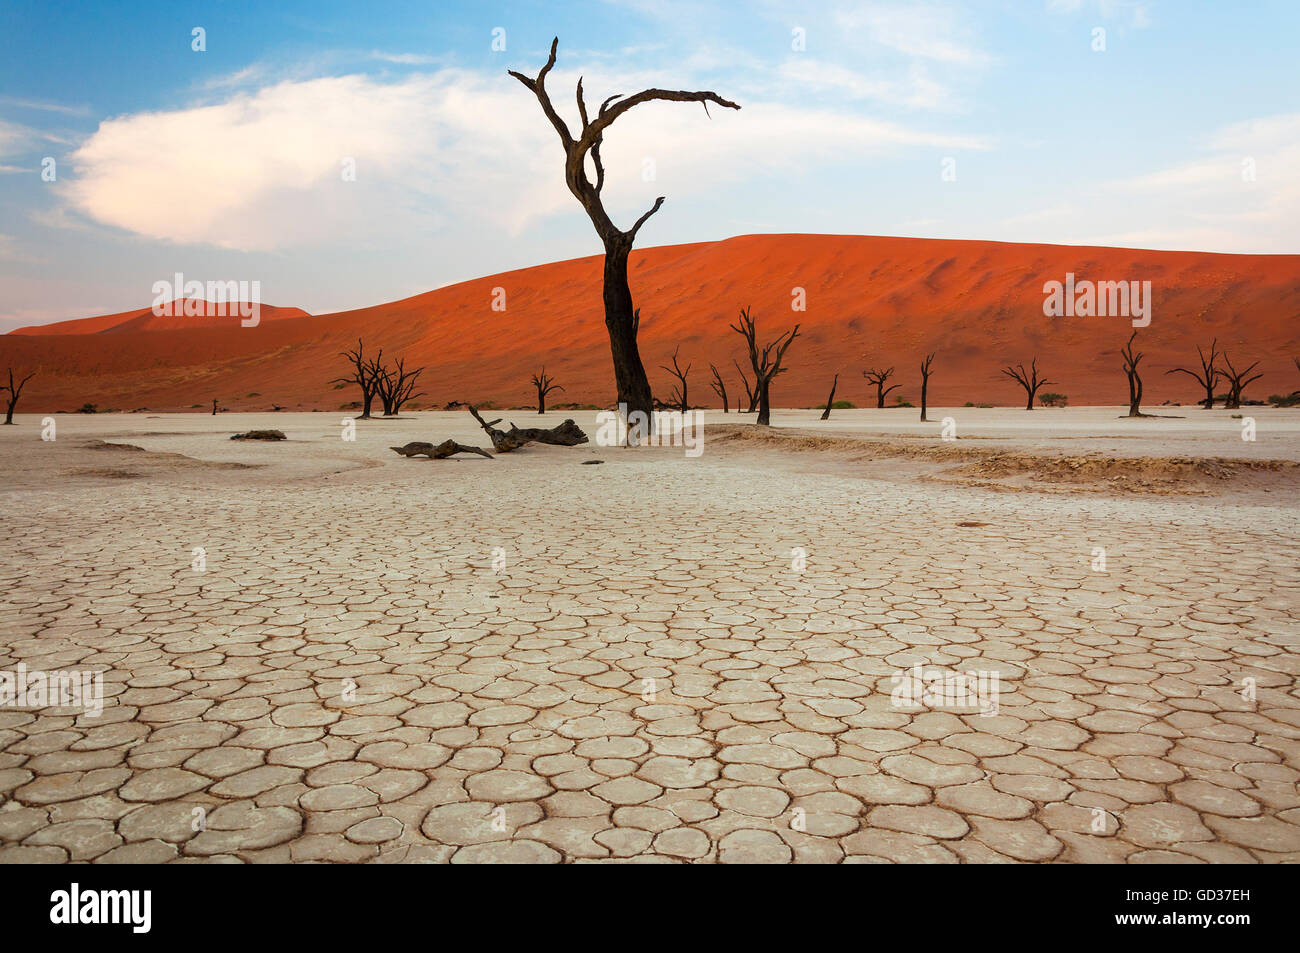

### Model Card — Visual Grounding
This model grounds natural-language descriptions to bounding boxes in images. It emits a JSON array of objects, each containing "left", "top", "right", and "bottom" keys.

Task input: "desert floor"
[{"left": 0, "top": 407, "right": 1297, "bottom": 863}]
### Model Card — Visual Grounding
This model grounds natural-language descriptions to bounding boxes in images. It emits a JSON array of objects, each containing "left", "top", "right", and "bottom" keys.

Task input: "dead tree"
[
  {"left": 660, "top": 347, "right": 691, "bottom": 414},
  {"left": 709, "top": 363, "right": 729, "bottom": 413},
  {"left": 1119, "top": 331, "right": 1146, "bottom": 417},
  {"left": 919, "top": 353, "right": 935, "bottom": 422},
  {"left": 733, "top": 359, "right": 757, "bottom": 413},
  {"left": 820, "top": 374, "right": 839, "bottom": 420},
  {"left": 531, "top": 368, "right": 564, "bottom": 415},
  {"left": 391, "top": 441, "right": 492, "bottom": 460},
  {"left": 1165, "top": 339, "right": 1220, "bottom": 409},
  {"left": 730, "top": 306, "right": 799, "bottom": 426},
  {"left": 1001, "top": 358, "right": 1053, "bottom": 410},
  {"left": 332, "top": 339, "right": 383, "bottom": 418},
  {"left": 374, "top": 356, "right": 424, "bottom": 416},
  {"left": 468, "top": 404, "right": 588, "bottom": 453},
  {"left": 1219, "top": 352, "right": 1263, "bottom": 409},
  {"left": 2, "top": 367, "right": 36, "bottom": 424},
  {"left": 211, "top": 398, "right": 218, "bottom": 416},
  {"left": 863, "top": 367, "right": 900, "bottom": 408},
  {"left": 509, "top": 39, "right": 739, "bottom": 434}
]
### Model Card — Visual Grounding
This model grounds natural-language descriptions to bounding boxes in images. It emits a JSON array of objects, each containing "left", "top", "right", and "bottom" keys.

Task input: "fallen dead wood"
[
  {"left": 230, "top": 430, "right": 286, "bottom": 441},
  {"left": 467, "top": 404, "right": 588, "bottom": 452},
  {"left": 391, "top": 440, "right": 493, "bottom": 460}
]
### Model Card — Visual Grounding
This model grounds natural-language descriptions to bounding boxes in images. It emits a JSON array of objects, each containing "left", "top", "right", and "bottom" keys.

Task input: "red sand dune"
[
  {"left": 3, "top": 234, "right": 1298, "bottom": 412},
  {"left": 9, "top": 301, "right": 310, "bottom": 336}
]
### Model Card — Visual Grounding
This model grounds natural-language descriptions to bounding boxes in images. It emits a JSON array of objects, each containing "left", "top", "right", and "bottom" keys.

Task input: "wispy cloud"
[
  {"left": 0, "top": 95, "right": 90, "bottom": 116},
  {"left": 60, "top": 65, "right": 988, "bottom": 251},
  {"left": 833, "top": 3, "right": 994, "bottom": 68},
  {"left": 368, "top": 51, "right": 442, "bottom": 65}
]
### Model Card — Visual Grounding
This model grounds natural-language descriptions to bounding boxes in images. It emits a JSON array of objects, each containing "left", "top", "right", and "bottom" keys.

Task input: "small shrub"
[
  {"left": 830, "top": 399, "right": 855, "bottom": 409},
  {"left": 1039, "top": 392, "right": 1068, "bottom": 408},
  {"left": 1268, "top": 393, "right": 1300, "bottom": 407},
  {"left": 78, "top": 403, "right": 99, "bottom": 414}
]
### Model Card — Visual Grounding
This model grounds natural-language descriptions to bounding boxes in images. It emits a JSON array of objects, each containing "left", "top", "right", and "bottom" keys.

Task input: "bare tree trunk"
[
  {"left": 468, "top": 405, "right": 588, "bottom": 452},
  {"left": 1219, "top": 353, "right": 1262, "bottom": 410},
  {"left": 603, "top": 242, "right": 653, "bottom": 424},
  {"left": 2, "top": 368, "right": 35, "bottom": 424},
  {"left": 508, "top": 40, "right": 737, "bottom": 440},
  {"left": 731, "top": 307, "right": 798, "bottom": 427},
  {"left": 660, "top": 345, "right": 690, "bottom": 413},
  {"left": 1120, "top": 332, "right": 1144, "bottom": 417},
  {"left": 709, "top": 363, "right": 729, "bottom": 413},
  {"left": 920, "top": 353, "right": 934, "bottom": 422},
  {"left": 392, "top": 441, "right": 493, "bottom": 459},
  {"left": 863, "top": 367, "right": 899, "bottom": 408},
  {"left": 820, "top": 374, "right": 838, "bottom": 420},
  {"left": 734, "top": 360, "right": 756, "bottom": 413},
  {"left": 1002, "top": 359, "right": 1052, "bottom": 411}
]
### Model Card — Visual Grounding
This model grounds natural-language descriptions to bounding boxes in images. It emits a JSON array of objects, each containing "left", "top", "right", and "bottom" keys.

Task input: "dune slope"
[{"left": 3, "top": 234, "right": 1297, "bottom": 411}]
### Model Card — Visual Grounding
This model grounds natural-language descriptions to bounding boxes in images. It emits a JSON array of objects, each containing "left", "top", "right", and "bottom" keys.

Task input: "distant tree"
[
  {"left": 531, "top": 367, "right": 564, "bottom": 415},
  {"left": 332, "top": 339, "right": 383, "bottom": 419},
  {"left": 659, "top": 347, "right": 691, "bottom": 414},
  {"left": 863, "top": 367, "right": 899, "bottom": 408},
  {"left": 1165, "top": 339, "right": 1221, "bottom": 409},
  {"left": 919, "top": 353, "right": 935, "bottom": 422},
  {"left": 375, "top": 356, "right": 425, "bottom": 416},
  {"left": 1001, "top": 358, "right": 1053, "bottom": 410},
  {"left": 508, "top": 38, "right": 739, "bottom": 434},
  {"left": 733, "top": 359, "right": 757, "bottom": 413},
  {"left": 708, "top": 363, "right": 729, "bottom": 413},
  {"left": 1219, "top": 352, "right": 1263, "bottom": 409},
  {"left": 211, "top": 398, "right": 218, "bottom": 416},
  {"left": 2, "top": 367, "right": 36, "bottom": 424},
  {"left": 820, "top": 373, "right": 839, "bottom": 420},
  {"left": 1119, "top": 331, "right": 1145, "bottom": 417},
  {"left": 730, "top": 307, "right": 799, "bottom": 426}
]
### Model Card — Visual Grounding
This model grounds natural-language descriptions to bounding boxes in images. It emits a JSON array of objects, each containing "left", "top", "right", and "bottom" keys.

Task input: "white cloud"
[
  {"left": 833, "top": 3, "right": 994, "bottom": 68},
  {"left": 368, "top": 51, "right": 441, "bottom": 65},
  {"left": 777, "top": 58, "right": 952, "bottom": 110},
  {"left": 1083, "top": 112, "right": 1300, "bottom": 252},
  {"left": 61, "top": 67, "right": 988, "bottom": 251}
]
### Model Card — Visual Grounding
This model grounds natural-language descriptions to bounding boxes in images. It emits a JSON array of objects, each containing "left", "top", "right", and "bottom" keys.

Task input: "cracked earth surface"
[{"left": 1, "top": 411, "right": 1298, "bottom": 863}]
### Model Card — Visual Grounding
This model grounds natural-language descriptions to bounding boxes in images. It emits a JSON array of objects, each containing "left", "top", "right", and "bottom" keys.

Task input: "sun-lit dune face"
[{"left": 4, "top": 234, "right": 1298, "bottom": 412}]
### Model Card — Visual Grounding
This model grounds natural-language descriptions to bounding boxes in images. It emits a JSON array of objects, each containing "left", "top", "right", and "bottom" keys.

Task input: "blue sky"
[{"left": 1, "top": 0, "right": 1297, "bottom": 329}]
